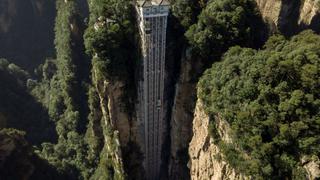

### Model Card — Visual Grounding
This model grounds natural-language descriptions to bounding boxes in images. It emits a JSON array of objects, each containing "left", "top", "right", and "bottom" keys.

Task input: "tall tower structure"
[{"left": 136, "top": 0, "right": 170, "bottom": 179}]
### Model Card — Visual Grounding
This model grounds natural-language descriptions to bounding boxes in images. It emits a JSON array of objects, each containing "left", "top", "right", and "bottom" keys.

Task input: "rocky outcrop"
[
  {"left": 302, "top": 156, "right": 320, "bottom": 180},
  {"left": 255, "top": 0, "right": 320, "bottom": 35},
  {"left": 299, "top": 0, "right": 320, "bottom": 26},
  {"left": 188, "top": 100, "right": 248, "bottom": 180},
  {"left": 255, "top": 0, "right": 282, "bottom": 33},
  {"left": 188, "top": 100, "right": 320, "bottom": 180}
]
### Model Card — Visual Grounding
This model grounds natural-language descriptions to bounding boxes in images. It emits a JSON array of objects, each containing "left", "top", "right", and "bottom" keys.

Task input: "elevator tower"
[{"left": 136, "top": 0, "right": 170, "bottom": 179}]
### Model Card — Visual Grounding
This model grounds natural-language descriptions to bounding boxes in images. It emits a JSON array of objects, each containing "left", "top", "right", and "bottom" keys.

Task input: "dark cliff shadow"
[
  {"left": 308, "top": 13, "right": 320, "bottom": 33},
  {"left": 69, "top": 0, "right": 90, "bottom": 135},
  {"left": 160, "top": 12, "right": 188, "bottom": 180},
  {"left": 278, "top": 0, "right": 301, "bottom": 37},
  {"left": 0, "top": 0, "right": 56, "bottom": 72},
  {"left": 296, "top": 1, "right": 320, "bottom": 34},
  {"left": 123, "top": 141, "right": 146, "bottom": 180},
  {"left": 280, "top": 0, "right": 320, "bottom": 36}
]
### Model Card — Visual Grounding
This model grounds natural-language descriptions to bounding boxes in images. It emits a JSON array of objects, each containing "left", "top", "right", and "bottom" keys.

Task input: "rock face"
[
  {"left": 302, "top": 156, "right": 320, "bottom": 180},
  {"left": 92, "top": 61, "right": 144, "bottom": 178},
  {"left": 169, "top": 50, "right": 195, "bottom": 180},
  {"left": 105, "top": 81, "right": 132, "bottom": 146},
  {"left": 299, "top": 0, "right": 320, "bottom": 26},
  {"left": 92, "top": 69, "right": 128, "bottom": 179},
  {"left": 188, "top": 100, "right": 248, "bottom": 180},
  {"left": 168, "top": 48, "right": 205, "bottom": 180},
  {"left": 255, "top": 0, "right": 282, "bottom": 33},
  {"left": 255, "top": 0, "right": 320, "bottom": 35}
]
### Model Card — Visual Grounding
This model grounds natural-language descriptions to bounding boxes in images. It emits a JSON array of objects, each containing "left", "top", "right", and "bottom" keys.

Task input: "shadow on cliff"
[
  {"left": 306, "top": 13, "right": 320, "bottom": 33},
  {"left": 0, "top": 0, "right": 56, "bottom": 72},
  {"left": 278, "top": 0, "right": 320, "bottom": 36},
  {"left": 278, "top": 0, "right": 301, "bottom": 36}
]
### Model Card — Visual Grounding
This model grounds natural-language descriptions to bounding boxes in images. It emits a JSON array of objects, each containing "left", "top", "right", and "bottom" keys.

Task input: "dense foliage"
[
  {"left": 171, "top": 0, "right": 206, "bottom": 28},
  {"left": 1, "top": 0, "right": 132, "bottom": 178},
  {"left": 0, "top": 128, "right": 63, "bottom": 180},
  {"left": 30, "top": 0, "right": 93, "bottom": 179},
  {"left": 2, "top": 0, "right": 320, "bottom": 179},
  {"left": 185, "top": 0, "right": 263, "bottom": 59},
  {"left": 198, "top": 30, "right": 320, "bottom": 179},
  {"left": 0, "top": 58, "right": 56, "bottom": 144},
  {"left": 84, "top": 0, "right": 136, "bottom": 80}
]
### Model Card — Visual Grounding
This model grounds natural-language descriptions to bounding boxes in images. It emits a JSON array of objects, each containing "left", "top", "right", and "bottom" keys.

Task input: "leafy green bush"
[
  {"left": 31, "top": 0, "right": 93, "bottom": 178},
  {"left": 0, "top": 59, "right": 56, "bottom": 144},
  {"left": 84, "top": 0, "right": 136, "bottom": 80},
  {"left": 186, "top": 0, "right": 263, "bottom": 59},
  {"left": 198, "top": 30, "right": 320, "bottom": 179},
  {"left": 171, "top": 0, "right": 206, "bottom": 28}
]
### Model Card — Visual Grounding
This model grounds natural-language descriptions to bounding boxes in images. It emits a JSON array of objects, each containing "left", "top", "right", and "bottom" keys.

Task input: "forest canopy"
[
  {"left": 184, "top": 0, "right": 264, "bottom": 59},
  {"left": 198, "top": 30, "right": 320, "bottom": 179}
]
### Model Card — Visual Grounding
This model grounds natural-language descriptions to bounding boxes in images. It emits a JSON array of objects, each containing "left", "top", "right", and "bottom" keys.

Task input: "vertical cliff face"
[
  {"left": 188, "top": 100, "right": 248, "bottom": 180},
  {"left": 90, "top": 70, "right": 127, "bottom": 179},
  {"left": 169, "top": 49, "right": 196, "bottom": 180},
  {"left": 168, "top": 46, "right": 207, "bottom": 179},
  {"left": 91, "top": 65, "right": 144, "bottom": 179},
  {"left": 105, "top": 81, "right": 132, "bottom": 146},
  {"left": 187, "top": 100, "right": 319, "bottom": 180}
]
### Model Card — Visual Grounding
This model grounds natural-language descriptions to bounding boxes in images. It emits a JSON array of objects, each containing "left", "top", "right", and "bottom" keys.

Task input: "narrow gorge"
[{"left": 0, "top": 0, "right": 320, "bottom": 180}]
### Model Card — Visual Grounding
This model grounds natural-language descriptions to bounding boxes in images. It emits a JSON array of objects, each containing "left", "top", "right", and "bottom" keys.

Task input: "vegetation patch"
[
  {"left": 198, "top": 30, "right": 320, "bottom": 179},
  {"left": 185, "top": 0, "right": 264, "bottom": 60}
]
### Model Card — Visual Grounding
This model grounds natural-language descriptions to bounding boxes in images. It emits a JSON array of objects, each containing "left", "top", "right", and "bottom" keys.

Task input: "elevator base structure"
[{"left": 136, "top": 0, "right": 170, "bottom": 179}]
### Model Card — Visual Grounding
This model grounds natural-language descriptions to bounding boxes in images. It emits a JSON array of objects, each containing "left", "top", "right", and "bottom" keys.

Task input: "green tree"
[{"left": 185, "top": 0, "right": 263, "bottom": 59}]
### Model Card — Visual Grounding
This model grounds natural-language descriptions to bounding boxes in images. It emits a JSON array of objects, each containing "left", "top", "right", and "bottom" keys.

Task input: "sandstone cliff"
[
  {"left": 255, "top": 0, "right": 320, "bottom": 35},
  {"left": 86, "top": 68, "right": 127, "bottom": 179},
  {"left": 90, "top": 62, "right": 144, "bottom": 179},
  {"left": 188, "top": 100, "right": 248, "bottom": 180}
]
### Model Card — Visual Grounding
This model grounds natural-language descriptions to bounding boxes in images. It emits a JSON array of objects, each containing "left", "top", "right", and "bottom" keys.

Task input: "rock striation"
[
  {"left": 255, "top": 0, "right": 320, "bottom": 35},
  {"left": 188, "top": 100, "right": 248, "bottom": 180}
]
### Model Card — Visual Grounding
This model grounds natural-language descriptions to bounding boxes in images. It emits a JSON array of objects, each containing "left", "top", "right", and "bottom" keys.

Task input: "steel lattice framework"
[{"left": 136, "top": 0, "right": 170, "bottom": 179}]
